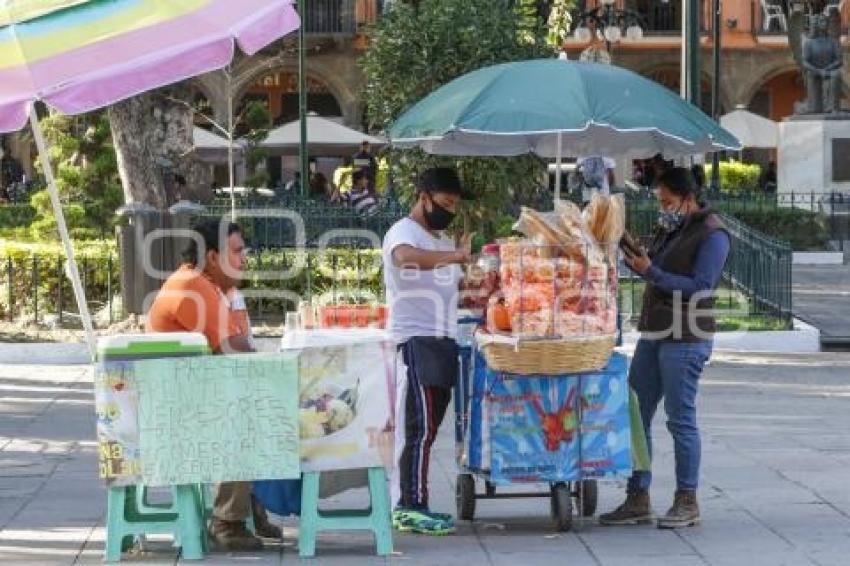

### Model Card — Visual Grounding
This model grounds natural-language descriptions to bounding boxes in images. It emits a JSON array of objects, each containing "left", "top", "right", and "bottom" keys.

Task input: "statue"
[
  {"left": 787, "top": 3, "right": 846, "bottom": 115},
  {"left": 802, "top": 15, "right": 843, "bottom": 113}
]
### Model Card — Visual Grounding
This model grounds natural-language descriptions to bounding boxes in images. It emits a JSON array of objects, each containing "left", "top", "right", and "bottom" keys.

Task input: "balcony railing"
[
  {"left": 302, "top": 0, "right": 382, "bottom": 35},
  {"left": 642, "top": 1, "right": 681, "bottom": 34},
  {"left": 750, "top": 1, "right": 849, "bottom": 38},
  {"left": 570, "top": 1, "right": 711, "bottom": 38}
]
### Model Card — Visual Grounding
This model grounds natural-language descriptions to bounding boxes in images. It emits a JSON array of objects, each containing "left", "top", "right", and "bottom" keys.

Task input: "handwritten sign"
[{"left": 134, "top": 354, "right": 300, "bottom": 487}]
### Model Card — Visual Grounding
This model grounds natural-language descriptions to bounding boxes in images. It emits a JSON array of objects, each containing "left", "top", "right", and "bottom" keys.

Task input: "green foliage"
[
  {"left": 361, "top": 0, "right": 573, "bottom": 238},
  {"left": 0, "top": 242, "right": 382, "bottom": 324},
  {"left": 23, "top": 111, "right": 123, "bottom": 242},
  {"left": 626, "top": 196, "right": 830, "bottom": 251},
  {"left": 703, "top": 160, "right": 762, "bottom": 193},
  {"left": 515, "top": 0, "right": 573, "bottom": 48},
  {"left": 0, "top": 238, "right": 118, "bottom": 322},
  {"left": 618, "top": 279, "right": 792, "bottom": 331},
  {"left": 731, "top": 207, "right": 829, "bottom": 251},
  {"left": 0, "top": 204, "right": 36, "bottom": 230}
]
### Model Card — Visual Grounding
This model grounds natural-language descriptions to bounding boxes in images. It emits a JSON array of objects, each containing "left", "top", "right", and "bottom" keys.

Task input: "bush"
[
  {"left": 729, "top": 207, "right": 829, "bottom": 251},
  {"left": 0, "top": 204, "right": 36, "bottom": 232},
  {"left": 0, "top": 242, "right": 384, "bottom": 325},
  {"left": 703, "top": 160, "right": 761, "bottom": 193},
  {"left": 0, "top": 239, "right": 118, "bottom": 323}
]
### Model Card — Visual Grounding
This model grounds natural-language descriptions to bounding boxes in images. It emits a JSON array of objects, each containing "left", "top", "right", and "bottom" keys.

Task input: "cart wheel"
[
  {"left": 456, "top": 474, "right": 476, "bottom": 521},
  {"left": 578, "top": 480, "right": 598, "bottom": 517},
  {"left": 550, "top": 483, "right": 573, "bottom": 532},
  {"left": 485, "top": 481, "right": 496, "bottom": 497}
]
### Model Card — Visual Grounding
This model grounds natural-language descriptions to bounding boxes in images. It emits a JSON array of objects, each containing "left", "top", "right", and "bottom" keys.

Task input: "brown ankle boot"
[
  {"left": 210, "top": 518, "right": 263, "bottom": 552},
  {"left": 657, "top": 489, "right": 700, "bottom": 529},
  {"left": 251, "top": 495, "right": 282, "bottom": 539},
  {"left": 599, "top": 490, "right": 652, "bottom": 526}
]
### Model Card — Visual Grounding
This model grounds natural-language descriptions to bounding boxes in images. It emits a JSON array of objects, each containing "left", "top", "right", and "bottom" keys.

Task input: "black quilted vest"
[{"left": 638, "top": 207, "right": 728, "bottom": 341}]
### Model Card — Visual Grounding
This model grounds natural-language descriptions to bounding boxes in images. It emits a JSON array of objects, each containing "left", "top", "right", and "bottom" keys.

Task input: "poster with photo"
[
  {"left": 285, "top": 331, "right": 395, "bottom": 473},
  {"left": 94, "top": 359, "right": 142, "bottom": 486}
]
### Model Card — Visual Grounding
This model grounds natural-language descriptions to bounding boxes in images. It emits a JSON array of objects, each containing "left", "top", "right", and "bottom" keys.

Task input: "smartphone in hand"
[{"left": 619, "top": 229, "right": 642, "bottom": 257}]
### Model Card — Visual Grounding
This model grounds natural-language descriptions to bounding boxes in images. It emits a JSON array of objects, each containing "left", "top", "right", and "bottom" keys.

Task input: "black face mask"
[{"left": 423, "top": 197, "right": 456, "bottom": 231}]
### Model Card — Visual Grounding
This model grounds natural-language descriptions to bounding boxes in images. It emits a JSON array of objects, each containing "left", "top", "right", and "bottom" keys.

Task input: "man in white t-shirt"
[
  {"left": 382, "top": 167, "right": 473, "bottom": 535},
  {"left": 576, "top": 155, "right": 616, "bottom": 204}
]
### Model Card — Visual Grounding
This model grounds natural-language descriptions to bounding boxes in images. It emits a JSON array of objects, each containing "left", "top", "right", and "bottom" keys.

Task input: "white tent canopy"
[
  {"left": 192, "top": 126, "right": 243, "bottom": 164},
  {"left": 720, "top": 107, "right": 778, "bottom": 149},
  {"left": 260, "top": 113, "right": 386, "bottom": 155}
]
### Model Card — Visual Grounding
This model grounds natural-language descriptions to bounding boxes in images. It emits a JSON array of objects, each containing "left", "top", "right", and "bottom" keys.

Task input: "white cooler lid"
[{"left": 97, "top": 332, "right": 209, "bottom": 353}]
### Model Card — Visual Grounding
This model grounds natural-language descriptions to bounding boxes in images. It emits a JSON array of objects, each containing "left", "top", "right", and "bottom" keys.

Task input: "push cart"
[{"left": 454, "top": 317, "right": 631, "bottom": 532}]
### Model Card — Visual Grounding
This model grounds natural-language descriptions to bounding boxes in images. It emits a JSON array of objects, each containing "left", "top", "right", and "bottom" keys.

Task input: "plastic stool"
[
  {"left": 298, "top": 467, "right": 393, "bottom": 558},
  {"left": 105, "top": 484, "right": 205, "bottom": 562}
]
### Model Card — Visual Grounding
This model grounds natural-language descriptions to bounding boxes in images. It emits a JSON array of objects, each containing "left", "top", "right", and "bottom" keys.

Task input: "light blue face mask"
[{"left": 657, "top": 203, "right": 686, "bottom": 232}]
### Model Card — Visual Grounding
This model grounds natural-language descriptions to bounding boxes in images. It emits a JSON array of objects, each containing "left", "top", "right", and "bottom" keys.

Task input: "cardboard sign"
[{"left": 135, "top": 354, "right": 300, "bottom": 486}]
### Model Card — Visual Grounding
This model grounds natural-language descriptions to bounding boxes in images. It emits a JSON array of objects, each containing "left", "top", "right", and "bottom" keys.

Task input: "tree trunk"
[{"left": 108, "top": 85, "right": 212, "bottom": 208}]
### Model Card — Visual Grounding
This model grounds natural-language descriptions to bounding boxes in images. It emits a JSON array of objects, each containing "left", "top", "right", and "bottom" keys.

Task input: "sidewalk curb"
[{"left": 620, "top": 318, "right": 820, "bottom": 354}]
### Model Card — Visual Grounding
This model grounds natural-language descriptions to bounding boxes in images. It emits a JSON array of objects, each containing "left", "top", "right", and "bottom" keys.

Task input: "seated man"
[
  {"left": 146, "top": 219, "right": 280, "bottom": 551},
  {"left": 344, "top": 168, "right": 379, "bottom": 217}
]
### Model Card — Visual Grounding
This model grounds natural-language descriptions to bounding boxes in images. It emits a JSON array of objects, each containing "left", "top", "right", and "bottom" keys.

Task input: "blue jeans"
[{"left": 627, "top": 338, "right": 712, "bottom": 493}]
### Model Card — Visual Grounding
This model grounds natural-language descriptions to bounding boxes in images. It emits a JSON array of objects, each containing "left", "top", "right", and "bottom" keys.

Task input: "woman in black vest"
[{"left": 600, "top": 167, "right": 730, "bottom": 529}]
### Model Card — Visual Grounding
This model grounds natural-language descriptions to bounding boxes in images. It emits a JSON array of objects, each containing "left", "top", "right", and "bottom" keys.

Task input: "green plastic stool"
[
  {"left": 105, "top": 484, "right": 206, "bottom": 562},
  {"left": 298, "top": 467, "right": 393, "bottom": 558}
]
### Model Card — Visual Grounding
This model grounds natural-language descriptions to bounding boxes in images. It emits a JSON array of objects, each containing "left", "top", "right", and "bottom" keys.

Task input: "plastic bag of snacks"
[
  {"left": 495, "top": 243, "right": 617, "bottom": 339},
  {"left": 484, "top": 195, "right": 623, "bottom": 340}
]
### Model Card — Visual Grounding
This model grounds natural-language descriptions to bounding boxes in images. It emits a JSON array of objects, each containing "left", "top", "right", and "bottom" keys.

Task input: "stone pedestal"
[{"left": 778, "top": 115, "right": 850, "bottom": 210}]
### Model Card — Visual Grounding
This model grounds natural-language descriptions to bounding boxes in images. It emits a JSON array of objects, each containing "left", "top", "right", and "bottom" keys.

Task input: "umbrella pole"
[
  {"left": 554, "top": 131, "right": 563, "bottom": 203},
  {"left": 226, "top": 68, "right": 236, "bottom": 221},
  {"left": 28, "top": 109, "right": 96, "bottom": 360}
]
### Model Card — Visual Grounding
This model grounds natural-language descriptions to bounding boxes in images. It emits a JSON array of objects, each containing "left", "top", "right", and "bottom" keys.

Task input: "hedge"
[
  {"left": 703, "top": 160, "right": 762, "bottom": 193},
  {"left": 0, "top": 241, "right": 384, "bottom": 324}
]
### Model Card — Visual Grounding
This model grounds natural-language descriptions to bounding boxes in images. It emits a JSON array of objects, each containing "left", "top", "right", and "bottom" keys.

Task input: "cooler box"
[
  {"left": 95, "top": 333, "right": 209, "bottom": 485},
  {"left": 467, "top": 351, "right": 632, "bottom": 485},
  {"left": 97, "top": 333, "right": 210, "bottom": 361}
]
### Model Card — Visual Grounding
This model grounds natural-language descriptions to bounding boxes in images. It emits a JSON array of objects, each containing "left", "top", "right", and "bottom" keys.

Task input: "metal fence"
[
  {"left": 1, "top": 254, "right": 120, "bottom": 328},
  {"left": 2, "top": 192, "right": 797, "bottom": 329},
  {"left": 302, "top": 0, "right": 383, "bottom": 34},
  {"left": 203, "top": 196, "right": 408, "bottom": 249}
]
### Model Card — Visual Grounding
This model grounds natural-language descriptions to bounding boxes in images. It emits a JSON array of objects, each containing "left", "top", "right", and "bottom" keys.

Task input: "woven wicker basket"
[{"left": 478, "top": 333, "right": 616, "bottom": 375}]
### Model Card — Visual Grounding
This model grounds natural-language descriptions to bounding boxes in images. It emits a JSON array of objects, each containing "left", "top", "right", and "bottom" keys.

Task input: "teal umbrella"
[{"left": 389, "top": 59, "right": 741, "bottom": 159}]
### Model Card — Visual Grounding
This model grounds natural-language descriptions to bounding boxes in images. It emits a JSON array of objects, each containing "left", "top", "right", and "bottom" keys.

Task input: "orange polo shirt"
[{"left": 146, "top": 264, "right": 240, "bottom": 352}]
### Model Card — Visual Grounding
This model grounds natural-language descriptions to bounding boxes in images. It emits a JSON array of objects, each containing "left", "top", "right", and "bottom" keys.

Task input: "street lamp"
[{"left": 572, "top": 0, "right": 646, "bottom": 48}]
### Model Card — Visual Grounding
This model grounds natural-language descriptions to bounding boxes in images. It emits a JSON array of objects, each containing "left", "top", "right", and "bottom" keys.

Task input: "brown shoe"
[
  {"left": 251, "top": 496, "right": 282, "bottom": 539},
  {"left": 599, "top": 490, "right": 652, "bottom": 526},
  {"left": 210, "top": 519, "right": 263, "bottom": 552},
  {"left": 657, "top": 490, "right": 700, "bottom": 529}
]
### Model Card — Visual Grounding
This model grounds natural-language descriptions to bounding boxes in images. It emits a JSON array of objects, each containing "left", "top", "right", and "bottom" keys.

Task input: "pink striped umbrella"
[
  {"left": 0, "top": 0, "right": 300, "bottom": 355},
  {"left": 0, "top": 0, "right": 300, "bottom": 132}
]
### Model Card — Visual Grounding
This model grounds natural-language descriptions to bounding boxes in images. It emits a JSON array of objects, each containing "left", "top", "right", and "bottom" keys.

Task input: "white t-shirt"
[
  {"left": 577, "top": 156, "right": 616, "bottom": 201},
  {"left": 382, "top": 217, "right": 462, "bottom": 343}
]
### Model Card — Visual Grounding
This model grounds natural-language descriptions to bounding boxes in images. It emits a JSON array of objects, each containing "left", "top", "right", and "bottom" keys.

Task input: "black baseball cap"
[{"left": 415, "top": 167, "right": 473, "bottom": 199}]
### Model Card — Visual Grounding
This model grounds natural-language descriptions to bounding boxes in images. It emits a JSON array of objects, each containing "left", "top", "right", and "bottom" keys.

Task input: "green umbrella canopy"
[{"left": 389, "top": 59, "right": 741, "bottom": 158}]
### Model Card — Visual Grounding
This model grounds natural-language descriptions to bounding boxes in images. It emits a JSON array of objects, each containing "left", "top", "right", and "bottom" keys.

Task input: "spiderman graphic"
[{"left": 531, "top": 388, "right": 588, "bottom": 452}]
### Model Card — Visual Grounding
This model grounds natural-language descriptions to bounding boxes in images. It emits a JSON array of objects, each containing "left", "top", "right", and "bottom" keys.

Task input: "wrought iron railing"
[{"left": 302, "top": 0, "right": 382, "bottom": 35}]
